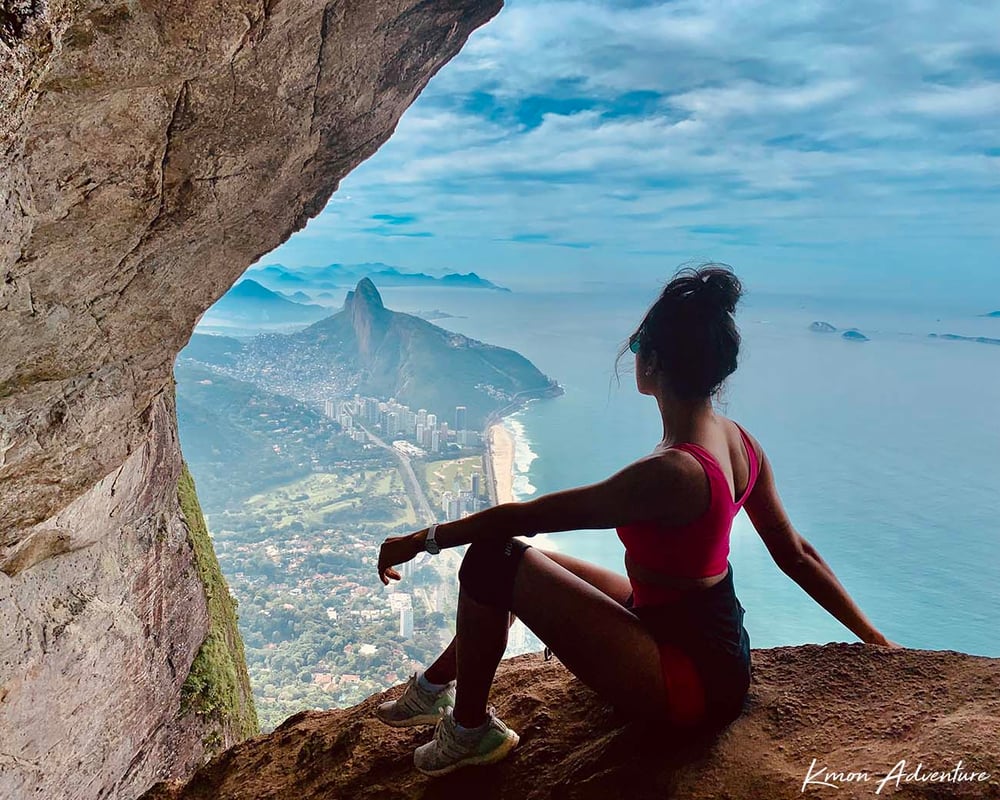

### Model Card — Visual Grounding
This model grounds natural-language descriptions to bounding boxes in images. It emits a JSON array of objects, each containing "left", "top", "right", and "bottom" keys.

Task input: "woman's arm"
[
  {"left": 742, "top": 434, "right": 893, "bottom": 646},
  {"left": 780, "top": 532, "right": 890, "bottom": 646},
  {"left": 423, "top": 452, "right": 691, "bottom": 550}
]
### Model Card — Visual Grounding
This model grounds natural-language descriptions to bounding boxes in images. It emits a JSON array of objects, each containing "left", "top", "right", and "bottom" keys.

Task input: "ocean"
[{"left": 372, "top": 283, "right": 1000, "bottom": 658}]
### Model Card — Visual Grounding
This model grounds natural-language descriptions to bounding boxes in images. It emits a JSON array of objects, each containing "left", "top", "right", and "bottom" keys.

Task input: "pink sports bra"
[{"left": 616, "top": 421, "right": 760, "bottom": 607}]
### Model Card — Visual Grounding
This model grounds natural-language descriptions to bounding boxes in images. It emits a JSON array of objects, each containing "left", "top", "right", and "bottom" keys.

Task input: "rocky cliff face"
[
  {"left": 142, "top": 646, "right": 1000, "bottom": 800},
  {"left": 0, "top": 1, "right": 502, "bottom": 798}
]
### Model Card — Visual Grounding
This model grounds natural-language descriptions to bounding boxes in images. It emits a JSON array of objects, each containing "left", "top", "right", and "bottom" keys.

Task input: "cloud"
[
  {"left": 503, "top": 233, "right": 594, "bottom": 248},
  {"left": 903, "top": 83, "right": 1000, "bottom": 117},
  {"left": 256, "top": 0, "right": 1000, "bottom": 298},
  {"left": 669, "top": 80, "right": 859, "bottom": 119},
  {"left": 370, "top": 213, "right": 419, "bottom": 225},
  {"left": 360, "top": 227, "right": 435, "bottom": 238}
]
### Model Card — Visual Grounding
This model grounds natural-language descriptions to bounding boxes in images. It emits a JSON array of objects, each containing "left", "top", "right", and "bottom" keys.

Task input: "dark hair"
[{"left": 614, "top": 262, "right": 744, "bottom": 401}]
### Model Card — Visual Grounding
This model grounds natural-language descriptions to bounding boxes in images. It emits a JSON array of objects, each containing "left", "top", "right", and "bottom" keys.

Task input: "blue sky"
[{"left": 257, "top": 0, "right": 999, "bottom": 306}]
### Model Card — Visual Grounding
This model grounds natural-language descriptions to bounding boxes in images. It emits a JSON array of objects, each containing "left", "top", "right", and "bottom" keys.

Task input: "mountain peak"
[
  {"left": 232, "top": 278, "right": 278, "bottom": 298},
  {"left": 346, "top": 277, "right": 385, "bottom": 312},
  {"left": 343, "top": 278, "right": 388, "bottom": 358}
]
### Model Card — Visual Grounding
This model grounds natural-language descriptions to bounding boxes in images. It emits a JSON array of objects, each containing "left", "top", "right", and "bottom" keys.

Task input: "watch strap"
[{"left": 425, "top": 522, "right": 440, "bottom": 554}]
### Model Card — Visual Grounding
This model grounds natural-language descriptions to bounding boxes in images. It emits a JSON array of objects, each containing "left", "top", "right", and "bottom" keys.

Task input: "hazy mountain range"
[
  {"left": 201, "top": 279, "right": 331, "bottom": 325},
  {"left": 246, "top": 262, "right": 511, "bottom": 294},
  {"left": 182, "top": 278, "right": 561, "bottom": 429}
]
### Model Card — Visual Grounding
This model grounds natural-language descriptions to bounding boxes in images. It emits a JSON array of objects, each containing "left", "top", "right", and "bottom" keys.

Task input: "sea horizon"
[{"left": 377, "top": 283, "right": 1000, "bottom": 659}]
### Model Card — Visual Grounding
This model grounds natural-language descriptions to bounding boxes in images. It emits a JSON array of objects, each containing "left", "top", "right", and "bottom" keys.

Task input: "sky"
[{"left": 256, "top": 0, "right": 1000, "bottom": 307}]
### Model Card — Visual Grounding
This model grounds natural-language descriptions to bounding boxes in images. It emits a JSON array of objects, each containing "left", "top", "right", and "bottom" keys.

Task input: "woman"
[{"left": 374, "top": 264, "right": 899, "bottom": 777}]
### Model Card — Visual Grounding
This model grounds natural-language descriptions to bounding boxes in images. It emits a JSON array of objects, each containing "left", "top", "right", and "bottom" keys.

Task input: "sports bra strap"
[{"left": 733, "top": 421, "right": 759, "bottom": 501}]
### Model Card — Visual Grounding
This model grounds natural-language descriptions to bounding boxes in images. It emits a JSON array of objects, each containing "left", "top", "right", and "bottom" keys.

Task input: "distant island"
[
  {"left": 182, "top": 278, "right": 561, "bottom": 431},
  {"left": 980, "top": 311, "right": 1000, "bottom": 318},
  {"left": 412, "top": 309, "right": 466, "bottom": 321},
  {"left": 808, "top": 321, "right": 867, "bottom": 340},
  {"left": 928, "top": 333, "right": 1000, "bottom": 346},
  {"left": 246, "top": 262, "right": 511, "bottom": 293}
]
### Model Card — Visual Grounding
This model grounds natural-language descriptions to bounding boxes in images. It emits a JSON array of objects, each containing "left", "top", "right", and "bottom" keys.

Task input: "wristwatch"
[{"left": 424, "top": 522, "right": 441, "bottom": 555}]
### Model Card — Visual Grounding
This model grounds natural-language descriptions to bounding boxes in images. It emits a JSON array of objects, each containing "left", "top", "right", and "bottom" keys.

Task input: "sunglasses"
[{"left": 629, "top": 327, "right": 644, "bottom": 354}]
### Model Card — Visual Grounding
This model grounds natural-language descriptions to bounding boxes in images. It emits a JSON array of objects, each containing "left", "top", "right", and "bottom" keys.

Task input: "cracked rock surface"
[{"left": 0, "top": 1, "right": 501, "bottom": 798}]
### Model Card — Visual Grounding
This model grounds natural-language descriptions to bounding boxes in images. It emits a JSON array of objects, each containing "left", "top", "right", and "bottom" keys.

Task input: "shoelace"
[
  {"left": 435, "top": 713, "right": 491, "bottom": 760},
  {"left": 544, "top": 646, "right": 553, "bottom": 661},
  {"left": 401, "top": 674, "right": 435, "bottom": 714},
  {"left": 436, "top": 724, "right": 471, "bottom": 760}
]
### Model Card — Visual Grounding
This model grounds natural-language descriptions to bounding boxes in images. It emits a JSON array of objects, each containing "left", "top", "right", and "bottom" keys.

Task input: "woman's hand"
[
  {"left": 377, "top": 532, "right": 423, "bottom": 585},
  {"left": 868, "top": 631, "right": 904, "bottom": 648}
]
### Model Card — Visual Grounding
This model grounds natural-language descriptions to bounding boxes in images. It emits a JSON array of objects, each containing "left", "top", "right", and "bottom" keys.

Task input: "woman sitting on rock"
[{"left": 375, "top": 263, "right": 899, "bottom": 777}]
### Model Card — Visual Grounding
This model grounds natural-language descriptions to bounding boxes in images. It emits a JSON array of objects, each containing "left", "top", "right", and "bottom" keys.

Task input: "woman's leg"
[
  {"left": 535, "top": 546, "right": 633, "bottom": 605},
  {"left": 508, "top": 547, "right": 671, "bottom": 721},
  {"left": 422, "top": 611, "right": 516, "bottom": 685},
  {"left": 449, "top": 539, "right": 670, "bottom": 729},
  {"left": 422, "top": 544, "right": 631, "bottom": 686},
  {"left": 452, "top": 589, "right": 511, "bottom": 727}
]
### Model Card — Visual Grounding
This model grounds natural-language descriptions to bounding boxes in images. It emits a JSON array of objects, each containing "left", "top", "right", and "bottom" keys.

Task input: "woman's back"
[{"left": 616, "top": 419, "right": 760, "bottom": 606}]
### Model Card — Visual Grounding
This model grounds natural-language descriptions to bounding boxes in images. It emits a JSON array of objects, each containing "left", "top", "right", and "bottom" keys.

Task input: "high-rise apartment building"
[{"left": 399, "top": 607, "right": 414, "bottom": 639}]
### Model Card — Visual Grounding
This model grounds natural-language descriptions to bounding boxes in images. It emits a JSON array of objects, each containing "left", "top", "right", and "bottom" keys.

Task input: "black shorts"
[{"left": 624, "top": 561, "right": 753, "bottom": 728}]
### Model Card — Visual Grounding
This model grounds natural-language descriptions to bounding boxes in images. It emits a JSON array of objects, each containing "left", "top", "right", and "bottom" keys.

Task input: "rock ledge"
[{"left": 144, "top": 644, "right": 1000, "bottom": 800}]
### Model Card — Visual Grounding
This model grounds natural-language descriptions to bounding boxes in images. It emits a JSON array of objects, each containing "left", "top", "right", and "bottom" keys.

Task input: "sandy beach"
[
  {"left": 488, "top": 422, "right": 516, "bottom": 504},
  {"left": 486, "top": 420, "right": 559, "bottom": 556}
]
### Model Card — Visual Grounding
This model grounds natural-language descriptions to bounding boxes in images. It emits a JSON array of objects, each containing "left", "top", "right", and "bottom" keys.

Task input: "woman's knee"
[{"left": 458, "top": 537, "right": 532, "bottom": 610}]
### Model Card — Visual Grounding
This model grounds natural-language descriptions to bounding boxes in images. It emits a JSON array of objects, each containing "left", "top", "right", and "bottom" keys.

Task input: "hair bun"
[
  {"left": 697, "top": 266, "right": 742, "bottom": 315},
  {"left": 617, "top": 262, "right": 744, "bottom": 400}
]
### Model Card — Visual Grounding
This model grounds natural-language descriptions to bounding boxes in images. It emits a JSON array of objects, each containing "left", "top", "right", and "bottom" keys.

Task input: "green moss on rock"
[{"left": 177, "top": 460, "right": 259, "bottom": 743}]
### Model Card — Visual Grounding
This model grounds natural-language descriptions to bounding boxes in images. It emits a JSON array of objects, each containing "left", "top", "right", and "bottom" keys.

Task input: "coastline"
[
  {"left": 486, "top": 415, "right": 559, "bottom": 553},
  {"left": 486, "top": 414, "right": 558, "bottom": 656},
  {"left": 487, "top": 422, "right": 516, "bottom": 505},
  {"left": 481, "top": 383, "right": 562, "bottom": 506}
]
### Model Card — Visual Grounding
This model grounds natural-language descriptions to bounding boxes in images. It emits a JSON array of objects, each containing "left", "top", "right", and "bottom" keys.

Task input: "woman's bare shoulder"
[{"left": 726, "top": 417, "right": 763, "bottom": 462}]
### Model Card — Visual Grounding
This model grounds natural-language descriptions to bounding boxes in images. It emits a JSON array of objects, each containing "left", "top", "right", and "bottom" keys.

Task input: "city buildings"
[
  {"left": 330, "top": 397, "right": 483, "bottom": 453},
  {"left": 320, "top": 398, "right": 489, "bottom": 523}
]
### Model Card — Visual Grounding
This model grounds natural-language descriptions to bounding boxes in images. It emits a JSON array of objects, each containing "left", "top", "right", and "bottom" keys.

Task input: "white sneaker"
[
  {"left": 413, "top": 705, "right": 520, "bottom": 776},
  {"left": 375, "top": 671, "right": 456, "bottom": 728}
]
